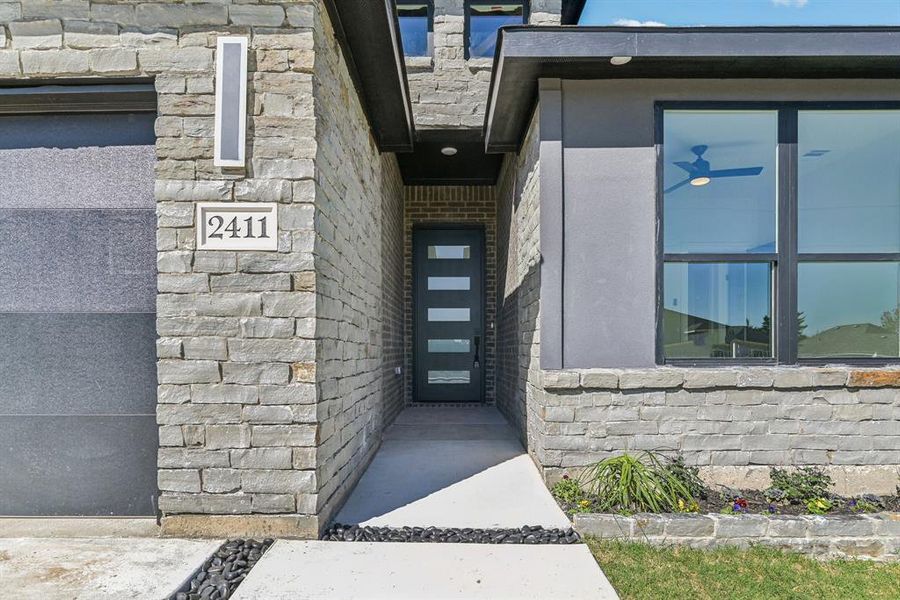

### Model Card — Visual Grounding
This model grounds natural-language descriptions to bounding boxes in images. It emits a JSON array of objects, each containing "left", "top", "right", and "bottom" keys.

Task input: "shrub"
[
  {"left": 551, "top": 475, "right": 585, "bottom": 504},
  {"left": 806, "top": 497, "right": 833, "bottom": 515},
  {"left": 664, "top": 454, "right": 706, "bottom": 499},
  {"left": 581, "top": 451, "right": 695, "bottom": 513},
  {"left": 767, "top": 467, "right": 832, "bottom": 504}
]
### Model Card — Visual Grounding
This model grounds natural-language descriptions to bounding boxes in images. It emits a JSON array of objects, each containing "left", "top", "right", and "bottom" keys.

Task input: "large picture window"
[{"left": 660, "top": 105, "right": 900, "bottom": 364}]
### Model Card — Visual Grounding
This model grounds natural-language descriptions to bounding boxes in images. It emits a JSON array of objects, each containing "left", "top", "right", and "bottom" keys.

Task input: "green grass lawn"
[{"left": 587, "top": 539, "right": 900, "bottom": 600}]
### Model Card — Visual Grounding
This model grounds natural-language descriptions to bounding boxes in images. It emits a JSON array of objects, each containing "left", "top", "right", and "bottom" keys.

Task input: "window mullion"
[{"left": 776, "top": 107, "right": 799, "bottom": 365}]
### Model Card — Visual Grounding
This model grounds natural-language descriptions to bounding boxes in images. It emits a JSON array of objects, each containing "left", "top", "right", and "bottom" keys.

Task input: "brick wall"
[
  {"left": 404, "top": 186, "right": 497, "bottom": 403},
  {"left": 495, "top": 109, "right": 541, "bottom": 443},
  {"left": 311, "top": 7, "right": 405, "bottom": 526},
  {"left": 406, "top": 0, "right": 560, "bottom": 129}
]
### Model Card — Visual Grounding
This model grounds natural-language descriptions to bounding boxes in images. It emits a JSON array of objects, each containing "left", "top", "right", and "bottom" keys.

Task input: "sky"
[{"left": 579, "top": 0, "right": 900, "bottom": 27}]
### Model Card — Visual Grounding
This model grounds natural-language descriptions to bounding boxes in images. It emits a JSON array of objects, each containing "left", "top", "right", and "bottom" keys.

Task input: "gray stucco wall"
[
  {"left": 548, "top": 78, "right": 900, "bottom": 369},
  {"left": 525, "top": 78, "right": 900, "bottom": 494}
]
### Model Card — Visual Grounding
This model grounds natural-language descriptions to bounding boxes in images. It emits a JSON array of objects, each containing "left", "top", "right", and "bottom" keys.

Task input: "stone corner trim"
[
  {"left": 573, "top": 512, "right": 900, "bottom": 561},
  {"left": 540, "top": 367, "right": 900, "bottom": 391}
]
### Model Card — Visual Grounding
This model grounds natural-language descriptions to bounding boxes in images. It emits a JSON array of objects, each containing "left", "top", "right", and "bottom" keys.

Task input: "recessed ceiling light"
[
  {"left": 441, "top": 146, "right": 458, "bottom": 156},
  {"left": 610, "top": 56, "right": 632, "bottom": 66}
]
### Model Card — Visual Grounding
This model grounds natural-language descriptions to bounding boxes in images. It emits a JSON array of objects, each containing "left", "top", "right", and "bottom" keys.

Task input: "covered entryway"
[
  {"left": 413, "top": 227, "right": 485, "bottom": 402},
  {"left": 0, "top": 86, "right": 158, "bottom": 516}
]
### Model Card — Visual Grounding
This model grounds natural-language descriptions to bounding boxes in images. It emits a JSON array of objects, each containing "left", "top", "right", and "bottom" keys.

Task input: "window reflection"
[
  {"left": 428, "top": 245, "right": 470, "bottom": 259},
  {"left": 798, "top": 262, "right": 900, "bottom": 358},
  {"left": 663, "top": 263, "right": 772, "bottom": 359},
  {"left": 428, "top": 339, "right": 470, "bottom": 353},
  {"left": 428, "top": 370, "right": 470, "bottom": 384},
  {"left": 799, "top": 111, "right": 900, "bottom": 253},
  {"left": 427, "top": 308, "right": 470, "bottom": 322},
  {"left": 663, "top": 110, "right": 778, "bottom": 254},
  {"left": 428, "top": 276, "right": 470, "bottom": 290},
  {"left": 397, "top": 3, "right": 432, "bottom": 57},
  {"left": 467, "top": 3, "right": 525, "bottom": 58}
]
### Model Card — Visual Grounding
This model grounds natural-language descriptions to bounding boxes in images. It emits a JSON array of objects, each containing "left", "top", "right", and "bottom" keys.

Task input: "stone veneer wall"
[
  {"left": 495, "top": 110, "right": 541, "bottom": 444},
  {"left": 311, "top": 7, "right": 405, "bottom": 527},
  {"left": 535, "top": 367, "right": 900, "bottom": 496},
  {"left": 574, "top": 512, "right": 900, "bottom": 561},
  {"left": 406, "top": 0, "right": 560, "bottom": 129},
  {"left": 0, "top": 1, "right": 402, "bottom": 537},
  {"left": 403, "top": 186, "right": 496, "bottom": 403}
]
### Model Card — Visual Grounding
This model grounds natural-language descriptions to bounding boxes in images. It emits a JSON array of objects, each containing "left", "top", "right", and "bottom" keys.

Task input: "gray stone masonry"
[
  {"left": 407, "top": 0, "right": 561, "bottom": 128},
  {"left": 310, "top": 5, "right": 405, "bottom": 527},
  {"left": 495, "top": 108, "right": 541, "bottom": 443},
  {"left": 533, "top": 366, "right": 900, "bottom": 495},
  {"left": 574, "top": 512, "right": 900, "bottom": 561}
]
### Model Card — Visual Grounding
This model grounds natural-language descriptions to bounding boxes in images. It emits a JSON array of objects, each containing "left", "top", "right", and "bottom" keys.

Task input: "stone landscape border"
[{"left": 574, "top": 512, "right": 900, "bottom": 561}]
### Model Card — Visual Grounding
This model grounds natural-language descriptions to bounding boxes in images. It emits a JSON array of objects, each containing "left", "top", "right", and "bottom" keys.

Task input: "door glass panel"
[
  {"left": 428, "top": 370, "right": 470, "bottom": 384},
  {"left": 428, "top": 276, "right": 470, "bottom": 290},
  {"left": 798, "top": 262, "right": 900, "bottom": 358},
  {"left": 428, "top": 245, "right": 470, "bottom": 259},
  {"left": 663, "top": 262, "right": 773, "bottom": 359},
  {"left": 663, "top": 110, "right": 778, "bottom": 254},
  {"left": 428, "top": 339, "right": 470, "bottom": 353},
  {"left": 427, "top": 308, "right": 470, "bottom": 322},
  {"left": 798, "top": 110, "right": 900, "bottom": 253}
]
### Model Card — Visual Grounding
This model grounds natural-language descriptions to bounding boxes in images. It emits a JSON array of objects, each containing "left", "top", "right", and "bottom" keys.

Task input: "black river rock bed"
[{"left": 322, "top": 524, "right": 581, "bottom": 544}]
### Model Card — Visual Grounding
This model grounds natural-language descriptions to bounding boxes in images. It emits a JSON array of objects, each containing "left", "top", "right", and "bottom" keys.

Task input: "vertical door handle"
[{"left": 473, "top": 335, "right": 481, "bottom": 369}]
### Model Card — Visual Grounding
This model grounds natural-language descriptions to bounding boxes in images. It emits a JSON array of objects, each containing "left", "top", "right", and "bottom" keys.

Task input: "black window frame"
[
  {"left": 464, "top": 0, "right": 529, "bottom": 60},
  {"left": 655, "top": 101, "right": 900, "bottom": 367},
  {"left": 396, "top": 1, "right": 434, "bottom": 58}
]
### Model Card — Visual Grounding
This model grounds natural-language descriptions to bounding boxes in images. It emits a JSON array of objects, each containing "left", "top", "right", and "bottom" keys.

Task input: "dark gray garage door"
[{"left": 0, "top": 109, "right": 158, "bottom": 516}]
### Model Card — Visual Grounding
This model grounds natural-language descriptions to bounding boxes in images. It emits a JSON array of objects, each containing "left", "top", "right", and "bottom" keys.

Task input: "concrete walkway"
[
  {"left": 237, "top": 406, "right": 618, "bottom": 599},
  {"left": 0, "top": 536, "right": 220, "bottom": 599},
  {"left": 233, "top": 540, "right": 619, "bottom": 600},
  {"left": 335, "top": 406, "right": 570, "bottom": 529}
]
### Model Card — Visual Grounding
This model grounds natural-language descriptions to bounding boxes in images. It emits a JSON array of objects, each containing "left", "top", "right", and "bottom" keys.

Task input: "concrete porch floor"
[
  {"left": 0, "top": 536, "right": 221, "bottom": 599},
  {"left": 334, "top": 405, "right": 570, "bottom": 529}
]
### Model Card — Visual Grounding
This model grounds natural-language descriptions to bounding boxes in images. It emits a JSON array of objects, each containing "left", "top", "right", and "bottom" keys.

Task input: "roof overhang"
[
  {"left": 396, "top": 129, "right": 504, "bottom": 186},
  {"left": 484, "top": 26, "right": 900, "bottom": 152},
  {"left": 323, "top": 0, "right": 415, "bottom": 152}
]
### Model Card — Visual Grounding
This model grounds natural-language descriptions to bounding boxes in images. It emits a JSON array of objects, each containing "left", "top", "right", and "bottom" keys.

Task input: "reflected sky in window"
[
  {"left": 579, "top": 0, "right": 900, "bottom": 27},
  {"left": 799, "top": 110, "right": 900, "bottom": 253},
  {"left": 663, "top": 110, "right": 778, "bottom": 254},
  {"left": 398, "top": 4, "right": 430, "bottom": 57},
  {"left": 468, "top": 5, "right": 524, "bottom": 58}
]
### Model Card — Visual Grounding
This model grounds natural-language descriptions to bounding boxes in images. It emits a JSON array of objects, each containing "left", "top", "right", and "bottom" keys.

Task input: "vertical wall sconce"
[{"left": 214, "top": 36, "right": 248, "bottom": 167}]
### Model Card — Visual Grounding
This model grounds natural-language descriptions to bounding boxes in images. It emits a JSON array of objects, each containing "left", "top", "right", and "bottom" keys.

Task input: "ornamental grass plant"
[{"left": 580, "top": 451, "right": 695, "bottom": 514}]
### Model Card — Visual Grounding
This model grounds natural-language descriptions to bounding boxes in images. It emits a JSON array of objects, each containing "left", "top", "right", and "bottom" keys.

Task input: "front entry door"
[{"left": 414, "top": 228, "right": 484, "bottom": 402}]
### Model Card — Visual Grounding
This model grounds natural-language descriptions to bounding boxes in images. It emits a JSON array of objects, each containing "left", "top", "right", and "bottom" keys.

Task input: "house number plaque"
[{"left": 196, "top": 202, "right": 278, "bottom": 251}]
